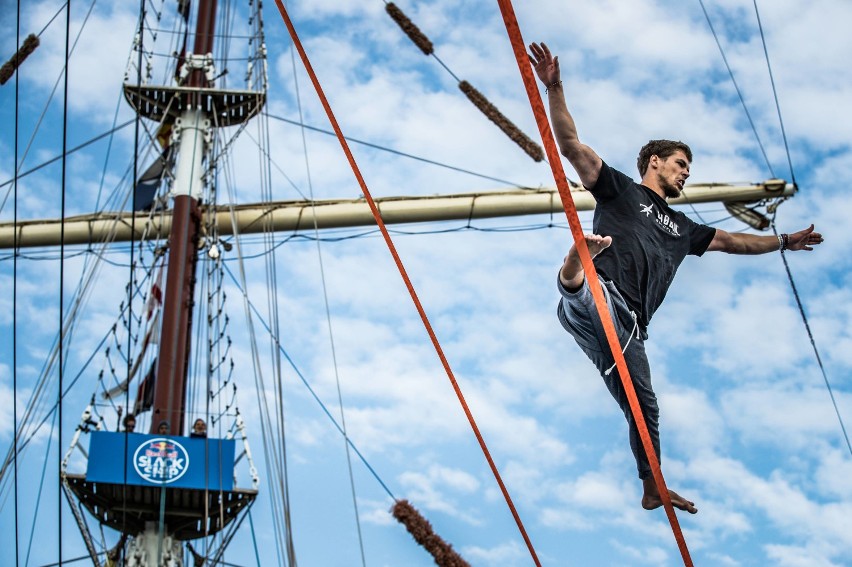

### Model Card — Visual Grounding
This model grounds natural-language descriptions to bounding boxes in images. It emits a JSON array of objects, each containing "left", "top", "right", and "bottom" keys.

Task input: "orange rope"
[
  {"left": 271, "top": 2, "right": 541, "bottom": 565},
  {"left": 494, "top": 1, "right": 695, "bottom": 565}
]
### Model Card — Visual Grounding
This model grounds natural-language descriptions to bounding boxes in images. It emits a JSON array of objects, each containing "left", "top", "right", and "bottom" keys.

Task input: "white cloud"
[
  {"left": 22, "top": 2, "right": 138, "bottom": 120},
  {"left": 611, "top": 538, "right": 671, "bottom": 566},
  {"left": 0, "top": 365, "right": 18, "bottom": 438},
  {"left": 721, "top": 386, "right": 851, "bottom": 449},
  {"left": 398, "top": 463, "right": 482, "bottom": 524},
  {"left": 462, "top": 539, "right": 525, "bottom": 566},
  {"left": 765, "top": 543, "right": 844, "bottom": 567}
]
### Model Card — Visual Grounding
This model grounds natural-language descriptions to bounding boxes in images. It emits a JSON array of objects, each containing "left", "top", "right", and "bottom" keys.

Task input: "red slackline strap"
[
  {"left": 495, "top": 1, "right": 695, "bottom": 566},
  {"left": 271, "top": 2, "right": 542, "bottom": 565}
]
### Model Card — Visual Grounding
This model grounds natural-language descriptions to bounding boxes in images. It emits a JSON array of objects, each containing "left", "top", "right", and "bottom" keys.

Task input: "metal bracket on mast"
[
  {"left": 235, "top": 411, "right": 260, "bottom": 490},
  {"left": 177, "top": 52, "right": 216, "bottom": 86},
  {"left": 61, "top": 402, "right": 99, "bottom": 472}
]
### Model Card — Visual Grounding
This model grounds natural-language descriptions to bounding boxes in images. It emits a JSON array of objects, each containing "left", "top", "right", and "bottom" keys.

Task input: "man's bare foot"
[
  {"left": 560, "top": 234, "right": 612, "bottom": 289},
  {"left": 641, "top": 477, "right": 698, "bottom": 514}
]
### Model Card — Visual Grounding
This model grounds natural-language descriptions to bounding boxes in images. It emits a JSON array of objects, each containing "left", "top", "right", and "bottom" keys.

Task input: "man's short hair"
[{"left": 637, "top": 140, "right": 692, "bottom": 177}]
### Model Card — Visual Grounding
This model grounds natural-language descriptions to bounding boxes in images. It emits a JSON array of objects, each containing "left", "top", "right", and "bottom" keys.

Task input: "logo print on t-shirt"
[
  {"left": 655, "top": 212, "right": 681, "bottom": 236},
  {"left": 640, "top": 201, "right": 680, "bottom": 236}
]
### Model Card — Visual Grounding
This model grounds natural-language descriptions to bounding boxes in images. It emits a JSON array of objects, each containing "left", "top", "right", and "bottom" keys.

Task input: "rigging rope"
[
  {"left": 697, "top": 0, "right": 775, "bottom": 178},
  {"left": 286, "top": 11, "right": 368, "bottom": 563},
  {"left": 0, "top": 119, "right": 135, "bottom": 193},
  {"left": 25, "top": 410, "right": 57, "bottom": 567},
  {"left": 752, "top": 0, "right": 797, "bottom": 187},
  {"left": 257, "top": 42, "right": 300, "bottom": 564},
  {"left": 265, "top": 113, "right": 533, "bottom": 190},
  {"left": 182, "top": 5, "right": 278, "bottom": 558},
  {"left": 271, "top": 2, "right": 539, "bottom": 565},
  {"left": 771, "top": 226, "right": 852, "bottom": 457},
  {"left": 258, "top": 80, "right": 300, "bottom": 567},
  {"left": 8, "top": 0, "right": 97, "bottom": 196},
  {"left": 13, "top": 1, "right": 22, "bottom": 564},
  {"left": 738, "top": 1, "right": 848, "bottom": 456},
  {"left": 0, "top": 235, "right": 159, "bottom": 498},
  {"left": 36, "top": 1, "right": 68, "bottom": 39},
  {"left": 494, "top": 1, "right": 694, "bottom": 565},
  {"left": 124, "top": 0, "right": 154, "bottom": 547},
  {"left": 221, "top": 122, "right": 299, "bottom": 565},
  {"left": 222, "top": 263, "right": 397, "bottom": 500},
  {"left": 383, "top": 1, "right": 543, "bottom": 162},
  {"left": 248, "top": 508, "right": 264, "bottom": 567},
  {"left": 55, "top": 1, "right": 72, "bottom": 561},
  {"left": 193, "top": 25, "right": 300, "bottom": 560}
]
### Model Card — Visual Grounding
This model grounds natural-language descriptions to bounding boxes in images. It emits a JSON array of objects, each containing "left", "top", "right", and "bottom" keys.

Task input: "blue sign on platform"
[{"left": 86, "top": 431, "right": 235, "bottom": 491}]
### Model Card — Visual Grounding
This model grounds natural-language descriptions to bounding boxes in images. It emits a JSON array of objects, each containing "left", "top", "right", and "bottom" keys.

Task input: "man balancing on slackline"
[{"left": 528, "top": 42, "right": 823, "bottom": 514}]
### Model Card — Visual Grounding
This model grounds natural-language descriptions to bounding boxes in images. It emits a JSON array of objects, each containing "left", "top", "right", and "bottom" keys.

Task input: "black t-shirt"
[{"left": 588, "top": 161, "right": 716, "bottom": 330}]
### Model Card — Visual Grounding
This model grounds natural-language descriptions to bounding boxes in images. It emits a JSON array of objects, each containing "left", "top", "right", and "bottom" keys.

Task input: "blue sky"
[{"left": 1, "top": 1, "right": 851, "bottom": 566}]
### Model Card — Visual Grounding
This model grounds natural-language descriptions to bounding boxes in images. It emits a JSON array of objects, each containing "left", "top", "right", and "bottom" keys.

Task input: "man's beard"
[{"left": 658, "top": 173, "right": 681, "bottom": 198}]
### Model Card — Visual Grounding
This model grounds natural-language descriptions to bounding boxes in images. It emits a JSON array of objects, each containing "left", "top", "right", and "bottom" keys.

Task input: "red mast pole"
[{"left": 150, "top": 0, "right": 218, "bottom": 435}]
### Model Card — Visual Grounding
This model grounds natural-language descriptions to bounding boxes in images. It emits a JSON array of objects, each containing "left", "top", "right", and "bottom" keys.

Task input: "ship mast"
[
  {"left": 150, "top": 0, "right": 217, "bottom": 437},
  {"left": 59, "top": 3, "right": 262, "bottom": 566}
]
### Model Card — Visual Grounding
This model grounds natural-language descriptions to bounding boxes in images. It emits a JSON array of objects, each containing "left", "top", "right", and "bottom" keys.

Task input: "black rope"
[
  {"left": 117, "top": 0, "right": 147, "bottom": 550},
  {"left": 37, "top": 551, "right": 110, "bottom": 567},
  {"left": 222, "top": 263, "right": 397, "bottom": 500},
  {"left": 0, "top": 0, "right": 100, "bottom": 219},
  {"left": 676, "top": 189, "right": 710, "bottom": 225},
  {"left": 24, "top": 411, "right": 57, "bottom": 566},
  {"left": 57, "top": 0, "right": 71, "bottom": 561},
  {"left": 265, "top": 112, "right": 534, "bottom": 189},
  {"left": 94, "top": 96, "right": 128, "bottom": 212},
  {"left": 697, "top": 0, "right": 774, "bottom": 178},
  {"left": 36, "top": 2, "right": 68, "bottom": 38},
  {"left": 0, "top": 119, "right": 134, "bottom": 189},
  {"left": 13, "top": 0, "right": 22, "bottom": 563},
  {"left": 771, "top": 227, "right": 852, "bottom": 457},
  {"left": 753, "top": 0, "right": 797, "bottom": 186},
  {"left": 1, "top": 220, "right": 595, "bottom": 265},
  {"left": 0, "top": 119, "right": 135, "bottom": 198},
  {"left": 752, "top": 3, "right": 845, "bottom": 454},
  {"left": 287, "top": 25, "right": 344, "bottom": 563},
  {"left": 2, "top": 326, "right": 111, "bottom": 469}
]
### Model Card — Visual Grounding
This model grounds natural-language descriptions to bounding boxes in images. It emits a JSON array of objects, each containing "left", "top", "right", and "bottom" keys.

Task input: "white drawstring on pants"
[{"left": 604, "top": 310, "right": 639, "bottom": 376}]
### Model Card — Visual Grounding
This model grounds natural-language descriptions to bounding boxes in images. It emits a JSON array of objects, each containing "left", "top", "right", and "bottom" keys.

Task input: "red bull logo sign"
[{"left": 133, "top": 438, "right": 190, "bottom": 484}]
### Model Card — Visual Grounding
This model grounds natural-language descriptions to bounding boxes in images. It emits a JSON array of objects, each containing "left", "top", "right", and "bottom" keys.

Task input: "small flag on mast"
[{"left": 133, "top": 152, "right": 168, "bottom": 211}]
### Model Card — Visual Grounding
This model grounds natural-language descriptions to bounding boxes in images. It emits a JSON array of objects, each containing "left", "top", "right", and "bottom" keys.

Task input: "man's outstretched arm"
[
  {"left": 706, "top": 224, "right": 824, "bottom": 254},
  {"left": 528, "top": 42, "right": 602, "bottom": 189}
]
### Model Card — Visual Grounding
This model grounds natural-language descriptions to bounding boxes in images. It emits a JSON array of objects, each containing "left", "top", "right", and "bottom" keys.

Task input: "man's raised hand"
[{"left": 528, "top": 42, "right": 560, "bottom": 86}]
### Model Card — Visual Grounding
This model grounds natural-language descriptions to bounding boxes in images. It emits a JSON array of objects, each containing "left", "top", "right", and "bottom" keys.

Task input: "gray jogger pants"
[{"left": 557, "top": 275, "right": 659, "bottom": 480}]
